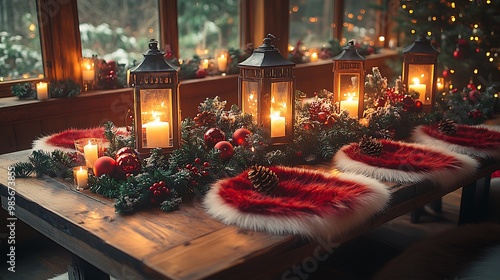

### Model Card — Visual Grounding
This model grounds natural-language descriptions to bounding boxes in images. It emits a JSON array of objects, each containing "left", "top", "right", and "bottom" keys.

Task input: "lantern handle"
[{"left": 264, "top": 34, "right": 278, "bottom": 45}]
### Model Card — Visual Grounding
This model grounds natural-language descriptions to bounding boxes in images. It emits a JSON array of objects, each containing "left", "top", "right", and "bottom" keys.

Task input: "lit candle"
[
  {"left": 270, "top": 113, "right": 286, "bottom": 138},
  {"left": 437, "top": 77, "right": 444, "bottom": 91},
  {"left": 408, "top": 78, "right": 427, "bottom": 103},
  {"left": 341, "top": 97, "right": 359, "bottom": 118},
  {"left": 144, "top": 117, "right": 170, "bottom": 148},
  {"left": 201, "top": 59, "right": 209, "bottom": 70},
  {"left": 310, "top": 52, "right": 318, "bottom": 62},
  {"left": 74, "top": 166, "right": 88, "bottom": 189},
  {"left": 217, "top": 54, "right": 227, "bottom": 72},
  {"left": 83, "top": 140, "right": 99, "bottom": 167},
  {"left": 36, "top": 82, "right": 48, "bottom": 100},
  {"left": 82, "top": 64, "right": 95, "bottom": 81}
]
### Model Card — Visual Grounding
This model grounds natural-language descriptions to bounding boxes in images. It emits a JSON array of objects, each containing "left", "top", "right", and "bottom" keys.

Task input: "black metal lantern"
[
  {"left": 238, "top": 34, "right": 296, "bottom": 145},
  {"left": 129, "top": 39, "right": 180, "bottom": 155},
  {"left": 402, "top": 35, "right": 439, "bottom": 107},
  {"left": 332, "top": 41, "right": 366, "bottom": 119}
]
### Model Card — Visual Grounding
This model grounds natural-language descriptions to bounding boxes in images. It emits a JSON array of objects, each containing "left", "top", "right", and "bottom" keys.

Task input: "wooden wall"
[{"left": 0, "top": 52, "right": 399, "bottom": 154}]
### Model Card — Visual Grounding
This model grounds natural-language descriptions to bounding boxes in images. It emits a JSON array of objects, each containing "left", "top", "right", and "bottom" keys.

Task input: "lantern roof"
[
  {"left": 333, "top": 41, "right": 366, "bottom": 61},
  {"left": 403, "top": 35, "right": 439, "bottom": 55},
  {"left": 130, "top": 39, "right": 179, "bottom": 74},
  {"left": 239, "top": 34, "right": 295, "bottom": 68}
]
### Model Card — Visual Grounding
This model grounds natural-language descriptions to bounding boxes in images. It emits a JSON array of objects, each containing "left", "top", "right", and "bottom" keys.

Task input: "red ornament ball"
[
  {"left": 317, "top": 111, "right": 328, "bottom": 123},
  {"left": 214, "top": 141, "right": 234, "bottom": 160},
  {"left": 115, "top": 147, "right": 136, "bottom": 159},
  {"left": 204, "top": 127, "right": 226, "bottom": 148},
  {"left": 453, "top": 48, "right": 463, "bottom": 59},
  {"left": 116, "top": 153, "right": 141, "bottom": 175},
  {"left": 93, "top": 156, "right": 116, "bottom": 177},
  {"left": 232, "top": 128, "right": 251, "bottom": 146},
  {"left": 303, "top": 122, "right": 313, "bottom": 131},
  {"left": 196, "top": 68, "right": 208, "bottom": 78},
  {"left": 442, "top": 69, "right": 449, "bottom": 78},
  {"left": 414, "top": 100, "right": 423, "bottom": 112},
  {"left": 469, "top": 89, "right": 481, "bottom": 103}
]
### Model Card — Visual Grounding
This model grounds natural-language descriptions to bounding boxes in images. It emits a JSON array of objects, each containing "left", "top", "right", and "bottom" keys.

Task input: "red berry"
[
  {"left": 191, "top": 167, "right": 198, "bottom": 174},
  {"left": 186, "top": 164, "right": 192, "bottom": 169},
  {"left": 191, "top": 180, "right": 198, "bottom": 186},
  {"left": 203, "top": 162, "right": 211, "bottom": 167},
  {"left": 158, "top": 181, "right": 166, "bottom": 188},
  {"left": 154, "top": 190, "right": 161, "bottom": 196},
  {"left": 149, "top": 186, "right": 155, "bottom": 192},
  {"left": 194, "top": 158, "right": 201, "bottom": 164},
  {"left": 201, "top": 170, "right": 210, "bottom": 177}
]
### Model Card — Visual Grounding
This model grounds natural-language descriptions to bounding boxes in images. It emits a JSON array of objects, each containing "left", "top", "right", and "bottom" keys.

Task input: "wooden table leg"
[
  {"left": 68, "top": 254, "right": 110, "bottom": 280},
  {"left": 459, "top": 175, "right": 491, "bottom": 225}
]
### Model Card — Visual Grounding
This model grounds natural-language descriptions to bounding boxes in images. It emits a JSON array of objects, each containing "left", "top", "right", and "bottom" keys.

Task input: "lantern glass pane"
[
  {"left": 270, "top": 81, "right": 291, "bottom": 138},
  {"left": 242, "top": 80, "right": 259, "bottom": 124},
  {"left": 139, "top": 89, "right": 173, "bottom": 148},
  {"left": 338, "top": 73, "right": 360, "bottom": 118},
  {"left": 407, "top": 64, "right": 434, "bottom": 104}
]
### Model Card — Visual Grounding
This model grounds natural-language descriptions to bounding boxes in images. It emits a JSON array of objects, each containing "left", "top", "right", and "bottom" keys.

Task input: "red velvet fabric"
[
  {"left": 46, "top": 127, "right": 107, "bottom": 149},
  {"left": 342, "top": 140, "right": 461, "bottom": 172},
  {"left": 422, "top": 125, "right": 500, "bottom": 150},
  {"left": 217, "top": 166, "right": 373, "bottom": 217}
]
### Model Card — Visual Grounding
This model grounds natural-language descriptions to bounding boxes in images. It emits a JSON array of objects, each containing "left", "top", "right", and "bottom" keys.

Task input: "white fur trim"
[
  {"left": 32, "top": 134, "right": 76, "bottom": 153},
  {"left": 204, "top": 168, "right": 390, "bottom": 239},
  {"left": 411, "top": 124, "right": 500, "bottom": 159},
  {"left": 333, "top": 140, "right": 479, "bottom": 187}
]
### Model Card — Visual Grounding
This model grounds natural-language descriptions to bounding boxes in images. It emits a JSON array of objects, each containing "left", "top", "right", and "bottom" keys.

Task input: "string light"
[
  {"left": 451, "top": 16, "right": 456, "bottom": 22},
  {"left": 409, "top": 9, "right": 414, "bottom": 14},
  {"left": 451, "top": 2, "right": 456, "bottom": 8},
  {"left": 473, "top": 69, "right": 478, "bottom": 74},
  {"left": 427, "top": 31, "right": 432, "bottom": 36}
]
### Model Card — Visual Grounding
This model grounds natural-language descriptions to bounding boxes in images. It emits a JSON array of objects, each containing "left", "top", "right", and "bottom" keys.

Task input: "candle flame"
[
  {"left": 87, "top": 140, "right": 92, "bottom": 145},
  {"left": 412, "top": 78, "right": 421, "bottom": 85},
  {"left": 80, "top": 166, "right": 84, "bottom": 172}
]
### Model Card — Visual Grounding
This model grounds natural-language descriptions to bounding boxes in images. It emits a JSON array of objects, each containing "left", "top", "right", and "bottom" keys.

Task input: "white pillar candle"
[
  {"left": 83, "top": 140, "right": 99, "bottom": 167},
  {"left": 74, "top": 166, "right": 88, "bottom": 188},
  {"left": 201, "top": 59, "right": 209, "bottom": 70},
  {"left": 217, "top": 54, "right": 227, "bottom": 72},
  {"left": 82, "top": 64, "right": 95, "bottom": 81},
  {"left": 341, "top": 98, "right": 359, "bottom": 118},
  {"left": 310, "top": 52, "right": 318, "bottom": 62},
  {"left": 271, "top": 114, "right": 286, "bottom": 138},
  {"left": 145, "top": 118, "right": 170, "bottom": 148},
  {"left": 36, "top": 82, "right": 48, "bottom": 100},
  {"left": 408, "top": 78, "right": 427, "bottom": 103}
]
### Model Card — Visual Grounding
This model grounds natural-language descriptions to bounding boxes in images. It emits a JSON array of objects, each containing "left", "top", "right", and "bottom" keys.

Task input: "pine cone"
[
  {"left": 193, "top": 111, "right": 216, "bottom": 127},
  {"left": 247, "top": 165, "right": 279, "bottom": 194},
  {"left": 359, "top": 136, "right": 383, "bottom": 156},
  {"left": 376, "top": 129, "right": 394, "bottom": 140},
  {"left": 438, "top": 119, "right": 457, "bottom": 135}
]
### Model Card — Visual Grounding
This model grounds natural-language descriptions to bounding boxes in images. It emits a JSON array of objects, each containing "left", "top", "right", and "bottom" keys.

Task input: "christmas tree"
[{"left": 396, "top": 0, "right": 500, "bottom": 91}]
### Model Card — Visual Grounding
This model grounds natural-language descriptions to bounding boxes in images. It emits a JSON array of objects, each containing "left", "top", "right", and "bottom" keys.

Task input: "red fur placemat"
[
  {"left": 32, "top": 127, "right": 128, "bottom": 153},
  {"left": 333, "top": 139, "right": 478, "bottom": 186},
  {"left": 412, "top": 124, "right": 500, "bottom": 159},
  {"left": 204, "top": 166, "right": 389, "bottom": 238}
]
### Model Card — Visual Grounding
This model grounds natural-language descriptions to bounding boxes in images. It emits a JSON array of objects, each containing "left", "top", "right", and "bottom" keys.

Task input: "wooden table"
[{"left": 1, "top": 150, "right": 499, "bottom": 280}]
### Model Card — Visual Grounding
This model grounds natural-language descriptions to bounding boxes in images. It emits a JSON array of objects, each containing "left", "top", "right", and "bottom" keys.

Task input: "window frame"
[{"left": 0, "top": 0, "right": 394, "bottom": 98}]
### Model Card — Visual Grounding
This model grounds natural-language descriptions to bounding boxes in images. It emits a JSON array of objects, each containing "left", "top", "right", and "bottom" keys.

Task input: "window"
[
  {"left": 289, "top": 0, "right": 335, "bottom": 59},
  {"left": 342, "top": 1, "right": 379, "bottom": 46},
  {"left": 177, "top": 0, "right": 240, "bottom": 61},
  {"left": 0, "top": 0, "right": 44, "bottom": 82},
  {"left": 77, "top": 0, "right": 160, "bottom": 69}
]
